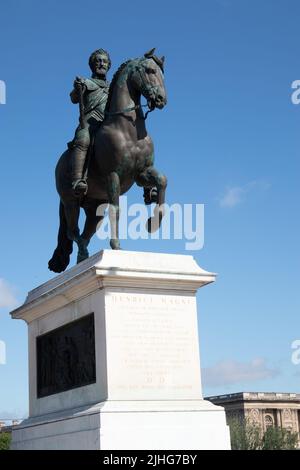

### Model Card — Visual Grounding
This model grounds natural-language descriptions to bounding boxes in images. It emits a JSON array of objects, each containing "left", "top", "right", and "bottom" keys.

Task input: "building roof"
[{"left": 206, "top": 392, "right": 300, "bottom": 404}]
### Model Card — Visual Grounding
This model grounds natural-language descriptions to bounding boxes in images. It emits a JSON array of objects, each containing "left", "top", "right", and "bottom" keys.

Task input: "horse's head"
[{"left": 130, "top": 49, "right": 167, "bottom": 110}]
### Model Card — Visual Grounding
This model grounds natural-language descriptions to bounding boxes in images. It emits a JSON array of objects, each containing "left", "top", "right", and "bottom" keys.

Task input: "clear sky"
[{"left": 0, "top": 0, "right": 300, "bottom": 420}]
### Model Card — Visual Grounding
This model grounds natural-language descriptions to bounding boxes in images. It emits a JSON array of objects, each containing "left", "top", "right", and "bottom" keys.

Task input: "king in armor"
[{"left": 69, "top": 48, "right": 111, "bottom": 196}]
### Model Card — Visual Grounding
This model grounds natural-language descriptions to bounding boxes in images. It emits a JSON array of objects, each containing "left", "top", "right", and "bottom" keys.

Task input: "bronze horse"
[{"left": 48, "top": 50, "right": 167, "bottom": 273}]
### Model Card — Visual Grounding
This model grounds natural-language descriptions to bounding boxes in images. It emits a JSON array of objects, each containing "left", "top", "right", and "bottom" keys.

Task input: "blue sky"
[{"left": 0, "top": 0, "right": 300, "bottom": 419}]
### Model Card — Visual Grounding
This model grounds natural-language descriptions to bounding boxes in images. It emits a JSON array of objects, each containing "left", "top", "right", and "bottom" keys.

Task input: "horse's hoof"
[
  {"left": 110, "top": 239, "right": 121, "bottom": 250},
  {"left": 48, "top": 259, "right": 65, "bottom": 273},
  {"left": 146, "top": 214, "right": 163, "bottom": 233},
  {"left": 48, "top": 250, "right": 70, "bottom": 273},
  {"left": 143, "top": 187, "right": 158, "bottom": 205},
  {"left": 77, "top": 255, "right": 88, "bottom": 264},
  {"left": 77, "top": 249, "right": 89, "bottom": 264}
]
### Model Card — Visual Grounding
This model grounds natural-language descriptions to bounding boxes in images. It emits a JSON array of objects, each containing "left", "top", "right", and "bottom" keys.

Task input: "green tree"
[
  {"left": 262, "top": 426, "right": 299, "bottom": 450},
  {"left": 228, "top": 417, "right": 261, "bottom": 450},
  {"left": 0, "top": 432, "right": 11, "bottom": 450},
  {"left": 228, "top": 417, "right": 299, "bottom": 450}
]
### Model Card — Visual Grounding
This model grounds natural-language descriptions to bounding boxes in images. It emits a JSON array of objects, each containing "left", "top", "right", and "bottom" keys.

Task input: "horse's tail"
[{"left": 48, "top": 201, "right": 73, "bottom": 273}]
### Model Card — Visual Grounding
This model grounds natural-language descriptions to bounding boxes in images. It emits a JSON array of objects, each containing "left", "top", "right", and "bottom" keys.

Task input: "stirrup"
[{"left": 72, "top": 179, "right": 88, "bottom": 196}]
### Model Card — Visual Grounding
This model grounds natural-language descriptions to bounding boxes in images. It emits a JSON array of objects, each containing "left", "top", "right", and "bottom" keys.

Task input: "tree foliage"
[
  {"left": 228, "top": 417, "right": 299, "bottom": 450},
  {"left": 0, "top": 432, "right": 11, "bottom": 450},
  {"left": 262, "top": 426, "right": 299, "bottom": 450},
  {"left": 228, "top": 417, "right": 261, "bottom": 450}
]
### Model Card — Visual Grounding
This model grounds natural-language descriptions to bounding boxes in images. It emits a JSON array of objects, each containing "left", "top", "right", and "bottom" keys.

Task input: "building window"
[{"left": 264, "top": 414, "right": 274, "bottom": 429}]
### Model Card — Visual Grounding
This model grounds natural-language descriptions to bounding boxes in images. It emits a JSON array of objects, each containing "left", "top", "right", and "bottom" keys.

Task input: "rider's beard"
[{"left": 95, "top": 66, "right": 106, "bottom": 76}]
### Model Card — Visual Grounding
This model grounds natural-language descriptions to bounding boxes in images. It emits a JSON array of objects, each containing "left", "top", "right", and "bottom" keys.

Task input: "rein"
[
  {"left": 105, "top": 61, "right": 158, "bottom": 120},
  {"left": 105, "top": 103, "right": 154, "bottom": 120}
]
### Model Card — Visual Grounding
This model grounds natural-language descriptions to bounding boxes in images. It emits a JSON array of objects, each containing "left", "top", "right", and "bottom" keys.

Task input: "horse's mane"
[{"left": 105, "top": 59, "right": 132, "bottom": 113}]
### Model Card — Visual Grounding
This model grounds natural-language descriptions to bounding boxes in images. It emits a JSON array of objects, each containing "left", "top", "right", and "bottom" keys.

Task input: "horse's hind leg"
[
  {"left": 48, "top": 201, "right": 73, "bottom": 273},
  {"left": 63, "top": 201, "right": 80, "bottom": 240},
  {"left": 79, "top": 199, "right": 107, "bottom": 261},
  {"left": 136, "top": 167, "right": 167, "bottom": 233},
  {"left": 107, "top": 172, "right": 121, "bottom": 249},
  {"left": 63, "top": 200, "right": 85, "bottom": 264}
]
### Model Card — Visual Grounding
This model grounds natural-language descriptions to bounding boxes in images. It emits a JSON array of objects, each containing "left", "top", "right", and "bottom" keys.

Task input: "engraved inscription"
[
  {"left": 106, "top": 292, "right": 201, "bottom": 398},
  {"left": 37, "top": 314, "right": 96, "bottom": 398}
]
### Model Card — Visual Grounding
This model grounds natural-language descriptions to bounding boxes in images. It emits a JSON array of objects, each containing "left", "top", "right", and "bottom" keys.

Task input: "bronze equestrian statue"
[{"left": 48, "top": 48, "right": 167, "bottom": 273}]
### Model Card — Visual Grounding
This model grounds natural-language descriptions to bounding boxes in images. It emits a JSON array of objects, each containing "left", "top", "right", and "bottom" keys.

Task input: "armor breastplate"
[{"left": 84, "top": 78, "right": 109, "bottom": 121}]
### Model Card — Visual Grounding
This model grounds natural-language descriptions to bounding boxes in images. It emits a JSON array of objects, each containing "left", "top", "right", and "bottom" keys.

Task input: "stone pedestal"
[{"left": 10, "top": 250, "right": 230, "bottom": 450}]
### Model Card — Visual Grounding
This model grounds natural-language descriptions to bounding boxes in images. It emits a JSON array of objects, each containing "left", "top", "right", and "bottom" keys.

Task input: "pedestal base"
[
  {"left": 12, "top": 400, "right": 230, "bottom": 450},
  {"left": 11, "top": 250, "right": 231, "bottom": 450}
]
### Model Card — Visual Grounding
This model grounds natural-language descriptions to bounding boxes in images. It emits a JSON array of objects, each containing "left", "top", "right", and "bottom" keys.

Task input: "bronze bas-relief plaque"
[{"left": 37, "top": 313, "right": 96, "bottom": 398}]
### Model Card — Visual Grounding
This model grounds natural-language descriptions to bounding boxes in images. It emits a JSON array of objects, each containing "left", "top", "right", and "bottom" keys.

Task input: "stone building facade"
[
  {"left": 0, "top": 420, "right": 20, "bottom": 434},
  {"left": 206, "top": 392, "right": 300, "bottom": 440}
]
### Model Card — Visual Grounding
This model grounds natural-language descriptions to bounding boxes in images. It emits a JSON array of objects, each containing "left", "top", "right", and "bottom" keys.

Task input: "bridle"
[{"left": 105, "top": 60, "right": 160, "bottom": 120}]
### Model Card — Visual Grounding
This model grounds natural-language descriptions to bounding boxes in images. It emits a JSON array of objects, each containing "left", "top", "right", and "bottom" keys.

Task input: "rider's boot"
[{"left": 71, "top": 146, "right": 88, "bottom": 197}]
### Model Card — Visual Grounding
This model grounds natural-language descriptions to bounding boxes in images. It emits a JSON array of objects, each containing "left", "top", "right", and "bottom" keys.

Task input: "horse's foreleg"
[
  {"left": 136, "top": 167, "right": 167, "bottom": 233},
  {"left": 107, "top": 172, "right": 121, "bottom": 249}
]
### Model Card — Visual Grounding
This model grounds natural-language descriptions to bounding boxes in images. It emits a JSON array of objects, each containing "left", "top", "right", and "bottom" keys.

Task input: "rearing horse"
[{"left": 48, "top": 50, "right": 167, "bottom": 273}]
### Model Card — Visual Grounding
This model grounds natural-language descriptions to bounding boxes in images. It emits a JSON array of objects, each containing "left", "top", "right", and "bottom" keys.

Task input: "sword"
[{"left": 77, "top": 78, "right": 86, "bottom": 129}]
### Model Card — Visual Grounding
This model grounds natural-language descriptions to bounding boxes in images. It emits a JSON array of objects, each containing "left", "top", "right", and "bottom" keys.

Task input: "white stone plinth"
[{"left": 10, "top": 250, "right": 230, "bottom": 450}]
